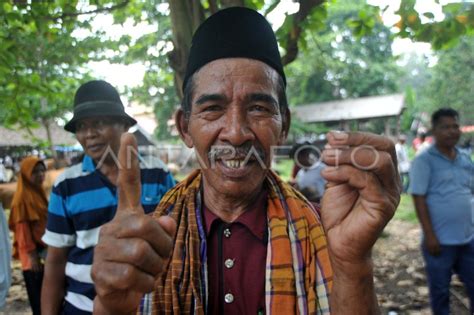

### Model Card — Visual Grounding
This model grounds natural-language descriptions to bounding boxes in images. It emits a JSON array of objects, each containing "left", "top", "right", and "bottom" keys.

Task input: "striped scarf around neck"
[{"left": 151, "top": 169, "right": 333, "bottom": 314}]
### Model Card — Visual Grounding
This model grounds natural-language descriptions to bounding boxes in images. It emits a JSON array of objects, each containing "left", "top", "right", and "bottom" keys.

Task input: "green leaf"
[
  {"left": 423, "top": 12, "right": 435, "bottom": 19},
  {"left": 443, "top": 3, "right": 463, "bottom": 15}
]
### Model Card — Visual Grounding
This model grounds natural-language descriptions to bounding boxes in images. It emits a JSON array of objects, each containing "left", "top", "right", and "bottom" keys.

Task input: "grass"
[
  {"left": 273, "top": 159, "right": 293, "bottom": 181},
  {"left": 394, "top": 193, "right": 418, "bottom": 223}
]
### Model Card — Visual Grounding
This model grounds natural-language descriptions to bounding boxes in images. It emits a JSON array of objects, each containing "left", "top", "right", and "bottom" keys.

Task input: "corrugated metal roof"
[
  {"left": 0, "top": 123, "right": 76, "bottom": 147},
  {"left": 292, "top": 94, "right": 405, "bottom": 123}
]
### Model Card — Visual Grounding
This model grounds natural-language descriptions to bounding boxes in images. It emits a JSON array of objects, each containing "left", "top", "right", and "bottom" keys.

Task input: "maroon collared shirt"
[{"left": 203, "top": 193, "right": 267, "bottom": 315}]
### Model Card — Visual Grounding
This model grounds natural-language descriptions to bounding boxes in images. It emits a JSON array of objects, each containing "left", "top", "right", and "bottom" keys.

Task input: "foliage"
[
  {"left": 398, "top": 36, "right": 474, "bottom": 131},
  {"left": 426, "top": 37, "right": 474, "bottom": 125},
  {"left": 285, "top": 0, "right": 402, "bottom": 136},
  {"left": 0, "top": 1, "right": 125, "bottom": 150},
  {"left": 2, "top": 0, "right": 472, "bottom": 144},
  {"left": 394, "top": 0, "right": 474, "bottom": 50}
]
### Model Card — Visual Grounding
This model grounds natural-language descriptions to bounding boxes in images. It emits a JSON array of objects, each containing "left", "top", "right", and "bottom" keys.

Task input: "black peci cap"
[{"left": 182, "top": 7, "right": 286, "bottom": 92}]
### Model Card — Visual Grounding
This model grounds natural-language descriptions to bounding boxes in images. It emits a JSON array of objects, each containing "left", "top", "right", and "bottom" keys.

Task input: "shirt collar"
[
  {"left": 203, "top": 189, "right": 268, "bottom": 241},
  {"left": 81, "top": 153, "right": 148, "bottom": 173},
  {"left": 428, "top": 144, "right": 461, "bottom": 160},
  {"left": 82, "top": 155, "right": 96, "bottom": 172}
]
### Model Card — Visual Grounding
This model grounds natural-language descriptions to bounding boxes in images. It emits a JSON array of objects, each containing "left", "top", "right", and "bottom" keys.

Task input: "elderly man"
[
  {"left": 41, "top": 80, "right": 175, "bottom": 314},
  {"left": 92, "top": 8, "right": 400, "bottom": 314}
]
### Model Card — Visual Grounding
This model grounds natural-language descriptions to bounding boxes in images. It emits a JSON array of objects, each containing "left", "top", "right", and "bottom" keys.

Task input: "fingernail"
[
  {"left": 324, "top": 144, "right": 332, "bottom": 149},
  {"left": 331, "top": 131, "right": 348, "bottom": 141}
]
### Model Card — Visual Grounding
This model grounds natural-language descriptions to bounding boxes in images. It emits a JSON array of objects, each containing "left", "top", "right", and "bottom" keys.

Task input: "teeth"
[{"left": 223, "top": 159, "right": 241, "bottom": 168}]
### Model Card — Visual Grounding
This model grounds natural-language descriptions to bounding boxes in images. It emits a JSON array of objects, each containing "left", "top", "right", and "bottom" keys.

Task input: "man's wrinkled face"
[
  {"left": 179, "top": 58, "right": 287, "bottom": 198},
  {"left": 75, "top": 116, "right": 128, "bottom": 162},
  {"left": 432, "top": 116, "right": 461, "bottom": 148}
]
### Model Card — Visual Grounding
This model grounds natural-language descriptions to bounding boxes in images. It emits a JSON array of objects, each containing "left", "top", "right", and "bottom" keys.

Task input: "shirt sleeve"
[
  {"left": 0, "top": 208, "right": 11, "bottom": 310},
  {"left": 408, "top": 155, "right": 430, "bottom": 196},
  {"left": 15, "top": 222, "right": 36, "bottom": 253},
  {"left": 466, "top": 155, "right": 474, "bottom": 194},
  {"left": 165, "top": 172, "right": 176, "bottom": 190},
  {"left": 15, "top": 222, "right": 37, "bottom": 270},
  {"left": 42, "top": 185, "right": 76, "bottom": 248}
]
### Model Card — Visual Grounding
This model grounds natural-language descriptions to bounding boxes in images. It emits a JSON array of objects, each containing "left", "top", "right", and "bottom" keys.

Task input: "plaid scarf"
[{"left": 145, "top": 170, "right": 333, "bottom": 315}]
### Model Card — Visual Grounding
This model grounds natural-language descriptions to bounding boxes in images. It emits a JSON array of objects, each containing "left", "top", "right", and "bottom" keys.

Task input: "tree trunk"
[
  {"left": 42, "top": 118, "right": 59, "bottom": 169},
  {"left": 167, "top": 0, "right": 326, "bottom": 98},
  {"left": 168, "top": 0, "right": 205, "bottom": 99},
  {"left": 220, "top": 0, "right": 245, "bottom": 7},
  {"left": 281, "top": 0, "right": 326, "bottom": 65}
]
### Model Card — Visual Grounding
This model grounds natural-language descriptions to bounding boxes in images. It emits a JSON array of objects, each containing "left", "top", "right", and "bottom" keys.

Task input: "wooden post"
[{"left": 384, "top": 117, "right": 391, "bottom": 137}]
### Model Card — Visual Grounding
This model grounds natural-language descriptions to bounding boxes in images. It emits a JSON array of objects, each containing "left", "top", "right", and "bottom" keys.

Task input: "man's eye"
[
  {"left": 250, "top": 105, "right": 270, "bottom": 112},
  {"left": 203, "top": 105, "right": 222, "bottom": 112},
  {"left": 96, "top": 119, "right": 106, "bottom": 127}
]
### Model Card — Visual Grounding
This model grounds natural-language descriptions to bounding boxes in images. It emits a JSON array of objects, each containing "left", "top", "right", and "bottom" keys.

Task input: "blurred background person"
[
  {"left": 0, "top": 202, "right": 12, "bottom": 311},
  {"left": 8, "top": 156, "right": 48, "bottom": 315},
  {"left": 288, "top": 143, "right": 303, "bottom": 186},
  {"left": 395, "top": 135, "right": 410, "bottom": 193},
  {"left": 294, "top": 143, "right": 326, "bottom": 203},
  {"left": 409, "top": 108, "right": 474, "bottom": 315},
  {"left": 415, "top": 132, "right": 432, "bottom": 156}
]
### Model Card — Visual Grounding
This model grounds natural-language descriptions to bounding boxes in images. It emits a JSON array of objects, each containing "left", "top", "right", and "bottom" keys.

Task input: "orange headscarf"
[{"left": 8, "top": 156, "right": 48, "bottom": 258}]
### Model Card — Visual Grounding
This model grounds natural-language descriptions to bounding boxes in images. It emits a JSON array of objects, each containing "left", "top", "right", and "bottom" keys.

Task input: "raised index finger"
[{"left": 117, "top": 133, "right": 142, "bottom": 214}]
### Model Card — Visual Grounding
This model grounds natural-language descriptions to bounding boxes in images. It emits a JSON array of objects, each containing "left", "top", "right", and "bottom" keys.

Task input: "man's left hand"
[{"left": 321, "top": 131, "right": 401, "bottom": 269}]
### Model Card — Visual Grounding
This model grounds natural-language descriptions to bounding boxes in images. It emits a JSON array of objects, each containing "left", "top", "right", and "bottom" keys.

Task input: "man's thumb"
[{"left": 157, "top": 216, "right": 177, "bottom": 238}]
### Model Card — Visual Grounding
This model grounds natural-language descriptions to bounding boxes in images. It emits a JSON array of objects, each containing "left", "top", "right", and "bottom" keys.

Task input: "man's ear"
[
  {"left": 175, "top": 109, "right": 194, "bottom": 148},
  {"left": 278, "top": 110, "right": 291, "bottom": 144}
]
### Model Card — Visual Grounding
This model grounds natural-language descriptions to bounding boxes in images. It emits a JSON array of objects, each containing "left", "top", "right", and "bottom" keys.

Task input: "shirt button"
[
  {"left": 224, "top": 293, "right": 234, "bottom": 304},
  {"left": 224, "top": 258, "right": 234, "bottom": 269},
  {"left": 223, "top": 228, "right": 231, "bottom": 238}
]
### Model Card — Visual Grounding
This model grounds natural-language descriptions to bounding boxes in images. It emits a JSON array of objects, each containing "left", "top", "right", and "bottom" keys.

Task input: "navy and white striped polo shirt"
[{"left": 42, "top": 154, "right": 175, "bottom": 314}]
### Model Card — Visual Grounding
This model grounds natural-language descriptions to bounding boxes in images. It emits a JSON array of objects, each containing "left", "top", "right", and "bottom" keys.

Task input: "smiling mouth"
[
  {"left": 218, "top": 157, "right": 263, "bottom": 170},
  {"left": 88, "top": 144, "right": 104, "bottom": 151},
  {"left": 222, "top": 159, "right": 245, "bottom": 169}
]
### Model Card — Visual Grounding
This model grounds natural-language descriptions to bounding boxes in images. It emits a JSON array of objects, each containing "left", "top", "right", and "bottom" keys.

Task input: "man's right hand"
[
  {"left": 29, "top": 251, "right": 43, "bottom": 273},
  {"left": 91, "top": 133, "right": 176, "bottom": 315},
  {"left": 424, "top": 233, "right": 441, "bottom": 256}
]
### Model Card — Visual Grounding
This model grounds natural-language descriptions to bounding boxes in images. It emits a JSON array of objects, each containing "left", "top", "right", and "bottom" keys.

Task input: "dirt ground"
[
  {"left": 374, "top": 219, "right": 471, "bottom": 314},
  {"left": 1, "top": 219, "right": 472, "bottom": 315}
]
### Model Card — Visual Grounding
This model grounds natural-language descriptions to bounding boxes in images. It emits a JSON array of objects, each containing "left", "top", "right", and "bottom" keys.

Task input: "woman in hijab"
[{"left": 9, "top": 156, "right": 48, "bottom": 315}]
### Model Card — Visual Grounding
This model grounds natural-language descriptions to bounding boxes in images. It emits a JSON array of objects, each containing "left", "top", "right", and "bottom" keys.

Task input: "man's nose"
[
  {"left": 84, "top": 126, "right": 98, "bottom": 138},
  {"left": 219, "top": 107, "right": 255, "bottom": 146}
]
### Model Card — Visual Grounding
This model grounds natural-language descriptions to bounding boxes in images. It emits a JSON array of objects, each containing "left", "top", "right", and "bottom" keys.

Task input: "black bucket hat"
[
  {"left": 182, "top": 6, "right": 286, "bottom": 92},
  {"left": 64, "top": 80, "right": 137, "bottom": 133}
]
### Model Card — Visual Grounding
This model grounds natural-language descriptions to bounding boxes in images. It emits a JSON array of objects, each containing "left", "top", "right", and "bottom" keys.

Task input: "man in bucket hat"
[
  {"left": 40, "top": 80, "right": 175, "bottom": 314},
  {"left": 92, "top": 7, "right": 401, "bottom": 315}
]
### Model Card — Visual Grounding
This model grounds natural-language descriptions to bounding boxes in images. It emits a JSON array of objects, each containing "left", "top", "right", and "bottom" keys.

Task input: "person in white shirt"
[{"left": 395, "top": 135, "right": 410, "bottom": 192}]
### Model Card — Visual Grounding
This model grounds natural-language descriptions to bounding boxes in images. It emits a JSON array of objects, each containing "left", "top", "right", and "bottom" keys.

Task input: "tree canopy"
[{"left": 1, "top": 0, "right": 472, "bottom": 144}]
